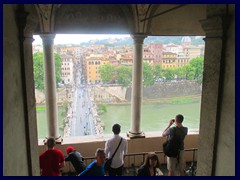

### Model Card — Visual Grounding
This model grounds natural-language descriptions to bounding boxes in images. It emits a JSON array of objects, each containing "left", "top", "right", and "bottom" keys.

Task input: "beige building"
[
  {"left": 183, "top": 45, "right": 202, "bottom": 60},
  {"left": 176, "top": 57, "right": 190, "bottom": 68},
  {"left": 61, "top": 54, "right": 74, "bottom": 85},
  {"left": 161, "top": 52, "right": 177, "bottom": 69}
]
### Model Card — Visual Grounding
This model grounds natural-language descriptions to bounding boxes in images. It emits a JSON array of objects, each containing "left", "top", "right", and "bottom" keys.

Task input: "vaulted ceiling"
[{"left": 24, "top": 4, "right": 206, "bottom": 36}]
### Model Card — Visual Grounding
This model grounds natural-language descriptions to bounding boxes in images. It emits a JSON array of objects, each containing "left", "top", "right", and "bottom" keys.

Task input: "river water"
[
  {"left": 37, "top": 101, "right": 200, "bottom": 138},
  {"left": 37, "top": 106, "right": 66, "bottom": 139},
  {"left": 100, "top": 102, "right": 201, "bottom": 134}
]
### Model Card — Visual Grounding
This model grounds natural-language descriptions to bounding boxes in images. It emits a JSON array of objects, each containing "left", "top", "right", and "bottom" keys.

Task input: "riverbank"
[{"left": 99, "top": 94, "right": 201, "bottom": 105}]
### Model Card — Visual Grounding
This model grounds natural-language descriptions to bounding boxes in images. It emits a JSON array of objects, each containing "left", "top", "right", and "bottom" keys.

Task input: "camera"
[{"left": 172, "top": 119, "right": 175, "bottom": 123}]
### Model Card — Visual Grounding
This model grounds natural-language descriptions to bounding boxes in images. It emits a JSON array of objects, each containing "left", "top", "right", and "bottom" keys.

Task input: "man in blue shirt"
[{"left": 79, "top": 148, "right": 105, "bottom": 176}]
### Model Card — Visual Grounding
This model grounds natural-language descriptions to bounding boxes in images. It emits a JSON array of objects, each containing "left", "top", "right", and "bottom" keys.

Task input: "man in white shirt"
[{"left": 105, "top": 124, "right": 128, "bottom": 176}]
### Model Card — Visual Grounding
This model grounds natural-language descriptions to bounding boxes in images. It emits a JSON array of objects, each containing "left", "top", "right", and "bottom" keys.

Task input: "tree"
[
  {"left": 116, "top": 65, "right": 132, "bottom": 87},
  {"left": 189, "top": 56, "right": 204, "bottom": 83},
  {"left": 153, "top": 64, "right": 163, "bottom": 81},
  {"left": 98, "top": 64, "right": 116, "bottom": 83},
  {"left": 54, "top": 53, "right": 62, "bottom": 86},
  {"left": 162, "top": 68, "right": 175, "bottom": 81},
  {"left": 175, "top": 67, "right": 185, "bottom": 80},
  {"left": 33, "top": 52, "right": 62, "bottom": 91},
  {"left": 143, "top": 62, "right": 155, "bottom": 86},
  {"left": 183, "top": 64, "right": 195, "bottom": 80}
]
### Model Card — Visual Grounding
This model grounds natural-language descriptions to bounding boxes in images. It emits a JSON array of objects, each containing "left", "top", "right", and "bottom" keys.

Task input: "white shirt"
[{"left": 105, "top": 134, "right": 128, "bottom": 168}]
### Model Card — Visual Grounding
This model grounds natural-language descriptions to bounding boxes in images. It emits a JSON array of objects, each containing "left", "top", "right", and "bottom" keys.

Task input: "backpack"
[{"left": 163, "top": 127, "right": 181, "bottom": 158}]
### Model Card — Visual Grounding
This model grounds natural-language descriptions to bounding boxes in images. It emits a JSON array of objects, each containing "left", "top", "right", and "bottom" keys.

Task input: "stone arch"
[{"left": 53, "top": 4, "right": 135, "bottom": 34}]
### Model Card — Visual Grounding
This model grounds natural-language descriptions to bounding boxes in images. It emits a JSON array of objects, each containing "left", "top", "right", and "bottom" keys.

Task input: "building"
[
  {"left": 148, "top": 43, "right": 163, "bottom": 65},
  {"left": 86, "top": 55, "right": 110, "bottom": 84},
  {"left": 61, "top": 54, "right": 74, "bottom": 85},
  {"left": 161, "top": 52, "right": 177, "bottom": 69},
  {"left": 3, "top": 4, "right": 235, "bottom": 176},
  {"left": 183, "top": 45, "right": 202, "bottom": 60}
]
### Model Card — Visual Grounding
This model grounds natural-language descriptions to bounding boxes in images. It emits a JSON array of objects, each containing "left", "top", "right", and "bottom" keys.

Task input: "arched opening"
[{"left": 3, "top": 4, "right": 235, "bottom": 176}]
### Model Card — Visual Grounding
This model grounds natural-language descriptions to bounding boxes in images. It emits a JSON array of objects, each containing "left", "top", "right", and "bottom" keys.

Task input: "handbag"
[{"left": 104, "top": 138, "right": 123, "bottom": 172}]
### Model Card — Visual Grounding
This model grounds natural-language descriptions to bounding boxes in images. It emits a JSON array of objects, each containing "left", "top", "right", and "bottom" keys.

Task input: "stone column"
[
  {"left": 40, "top": 33, "right": 61, "bottom": 143},
  {"left": 197, "top": 5, "right": 228, "bottom": 176},
  {"left": 127, "top": 34, "right": 147, "bottom": 139}
]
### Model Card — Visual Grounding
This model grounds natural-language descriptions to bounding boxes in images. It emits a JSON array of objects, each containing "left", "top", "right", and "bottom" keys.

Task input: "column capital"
[
  {"left": 40, "top": 33, "right": 56, "bottom": 45},
  {"left": 24, "top": 37, "right": 35, "bottom": 44},
  {"left": 43, "top": 136, "right": 63, "bottom": 145},
  {"left": 131, "top": 33, "right": 148, "bottom": 44},
  {"left": 199, "top": 16, "right": 223, "bottom": 38}
]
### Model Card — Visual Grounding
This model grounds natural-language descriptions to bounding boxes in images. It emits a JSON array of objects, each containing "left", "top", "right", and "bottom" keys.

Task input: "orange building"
[{"left": 86, "top": 56, "right": 109, "bottom": 84}]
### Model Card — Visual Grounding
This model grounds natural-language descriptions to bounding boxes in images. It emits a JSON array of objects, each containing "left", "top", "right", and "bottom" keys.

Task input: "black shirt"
[
  {"left": 137, "top": 164, "right": 156, "bottom": 176},
  {"left": 65, "top": 151, "right": 86, "bottom": 174}
]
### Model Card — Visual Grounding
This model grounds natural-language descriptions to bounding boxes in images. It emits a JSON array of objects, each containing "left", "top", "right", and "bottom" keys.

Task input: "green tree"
[
  {"left": 162, "top": 68, "right": 175, "bottom": 80},
  {"left": 54, "top": 53, "right": 62, "bottom": 86},
  {"left": 153, "top": 64, "right": 163, "bottom": 80},
  {"left": 143, "top": 62, "right": 155, "bottom": 86},
  {"left": 183, "top": 64, "right": 195, "bottom": 80},
  {"left": 116, "top": 65, "right": 132, "bottom": 87},
  {"left": 98, "top": 64, "right": 116, "bottom": 83},
  {"left": 189, "top": 56, "right": 204, "bottom": 83},
  {"left": 175, "top": 67, "right": 185, "bottom": 80},
  {"left": 98, "top": 103, "right": 107, "bottom": 113},
  {"left": 33, "top": 52, "right": 62, "bottom": 91}
]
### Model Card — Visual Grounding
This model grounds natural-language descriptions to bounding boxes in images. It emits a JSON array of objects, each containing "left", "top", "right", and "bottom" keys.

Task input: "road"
[{"left": 70, "top": 63, "right": 96, "bottom": 136}]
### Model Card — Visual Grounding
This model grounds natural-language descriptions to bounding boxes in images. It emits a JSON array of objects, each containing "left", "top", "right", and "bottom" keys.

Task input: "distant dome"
[{"left": 181, "top": 36, "right": 192, "bottom": 44}]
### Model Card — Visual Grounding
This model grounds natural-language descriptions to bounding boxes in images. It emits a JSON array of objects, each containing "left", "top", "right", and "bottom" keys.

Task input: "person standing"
[
  {"left": 79, "top": 148, "right": 105, "bottom": 176},
  {"left": 105, "top": 124, "right": 128, "bottom": 176},
  {"left": 65, "top": 146, "right": 86, "bottom": 175},
  {"left": 39, "top": 137, "right": 65, "bottom": 176},
  {"left": 162, "top": 114, "right": 188, "bottom": 176}
]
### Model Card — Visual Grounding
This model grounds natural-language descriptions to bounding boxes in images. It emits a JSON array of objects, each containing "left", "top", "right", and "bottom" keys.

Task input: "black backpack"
[{"left": 163, "top": 127, "right": 181, "bottom": 158}]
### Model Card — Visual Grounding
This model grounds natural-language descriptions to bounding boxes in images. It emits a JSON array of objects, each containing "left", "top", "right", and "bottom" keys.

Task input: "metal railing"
[{"left": 64, "top": 148, "right": 198, "bottom": 176}]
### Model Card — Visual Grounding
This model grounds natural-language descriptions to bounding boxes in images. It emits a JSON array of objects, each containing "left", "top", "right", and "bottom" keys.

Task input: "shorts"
[{"left": 167, "top": 150, "right": 185, "bottom": 172}]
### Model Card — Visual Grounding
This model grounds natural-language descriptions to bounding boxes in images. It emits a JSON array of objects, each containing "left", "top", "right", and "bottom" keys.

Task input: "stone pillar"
[
  {"left": 127, "top": 34, "right": 147, "bottom": 139},
  {"left": 197, "top": 5, "right": 228, "bottom": 176},
  {"left": 40, "top": 33, "right": 61, "bottom": 143}
]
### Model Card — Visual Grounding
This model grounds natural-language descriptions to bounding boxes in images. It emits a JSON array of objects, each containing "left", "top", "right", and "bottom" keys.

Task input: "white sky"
[{"left": 33, "top": 34, "right": 130, "bottom": 45}]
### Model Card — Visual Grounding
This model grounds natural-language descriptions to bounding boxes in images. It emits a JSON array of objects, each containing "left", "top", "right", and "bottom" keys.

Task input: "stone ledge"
[{"left": 38, "top": 130, "right": 199, "bottom": 146}]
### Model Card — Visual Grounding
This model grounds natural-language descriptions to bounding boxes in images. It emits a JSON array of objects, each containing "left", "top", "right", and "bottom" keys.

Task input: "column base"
[
  {"left": 127, "top": 131, "right": 145, "bottom": 139},
  {"left": 43, "top": 135, "right": 63, "bottom": 145}
]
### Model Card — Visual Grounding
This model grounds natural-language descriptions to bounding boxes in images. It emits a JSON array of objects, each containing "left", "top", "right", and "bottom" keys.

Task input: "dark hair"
[
  {"left": 176, "top": 114, "right": 184, "bottom": 123},
  {"left": 144, "top": 152, "right": 160, "bottom": 168},
  {"left": 112, "top": 124, "right": 121, "bottom": 134},
  {"left": 47, "top": 137, "right": 55, "bottom": 148}
]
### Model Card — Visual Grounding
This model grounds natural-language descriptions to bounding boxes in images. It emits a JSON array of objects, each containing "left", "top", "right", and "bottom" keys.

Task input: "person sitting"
[
  {"left": 39, "top": 137, "right": 65, "bottom": 176},
  {"left": 79, "top": 148, "right": 106, "bottom": 176},
  {"left": 137, "top": 152, "right": 162, "bottom": 176},
  {"left": 65, "top": 146, "right": 86, "bottom": 175}
]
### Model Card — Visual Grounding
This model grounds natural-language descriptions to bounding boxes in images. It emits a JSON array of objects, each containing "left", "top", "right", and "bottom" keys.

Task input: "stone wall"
[
  {"left": 125, "top": 81, "right": 202, "bottom": 101},
  {"left": 3, "top": 5, "right": 38, "bottom": 176}
]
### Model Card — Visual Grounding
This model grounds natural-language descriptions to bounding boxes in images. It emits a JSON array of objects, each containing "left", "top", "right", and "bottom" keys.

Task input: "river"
[
  {"left": 37, "top": 101, "right": 200, "bottom": 138},
  {"left": 36, "top": 106, "right": 66, "bottom": 139},
  {"left": 100, "top": 102, "right": 201, "bottom": 134}
]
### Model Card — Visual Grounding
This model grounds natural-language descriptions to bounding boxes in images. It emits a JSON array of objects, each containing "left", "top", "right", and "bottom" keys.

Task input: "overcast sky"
[{"left": 33, "top": 34, "right": 130, "bottom": 45}]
